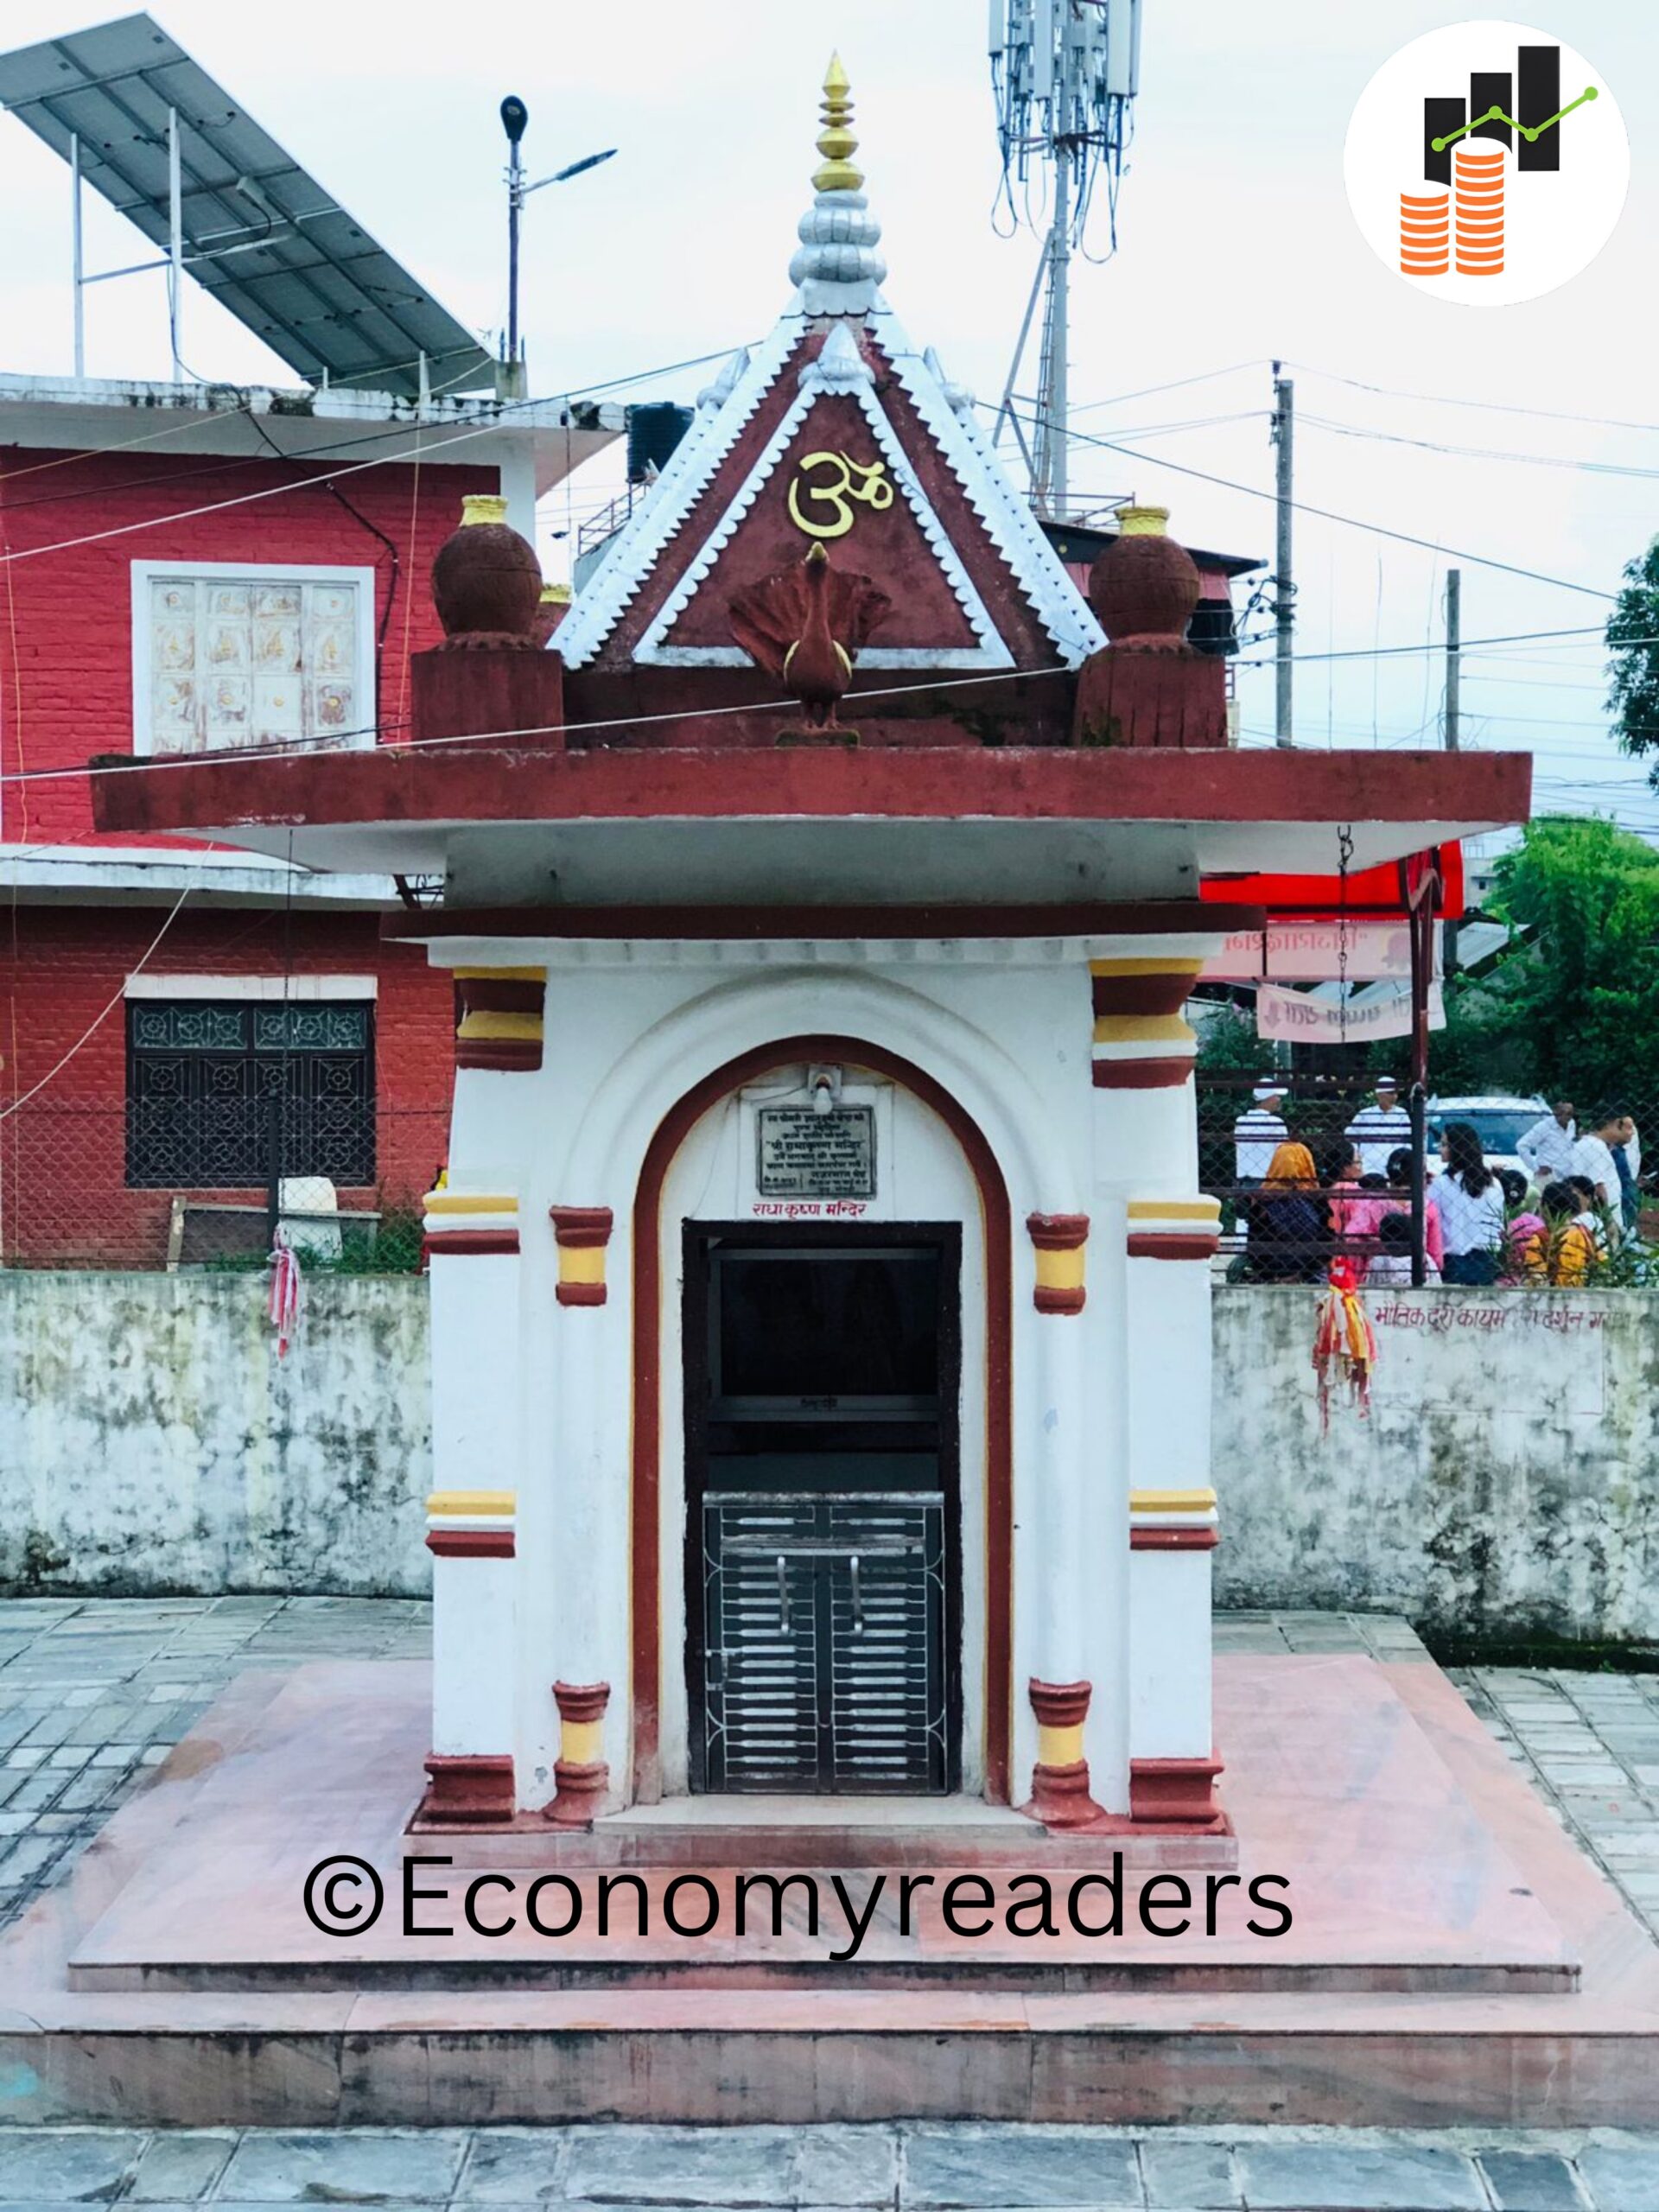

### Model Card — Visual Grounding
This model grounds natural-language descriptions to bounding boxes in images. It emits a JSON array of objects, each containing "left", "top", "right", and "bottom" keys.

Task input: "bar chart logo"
[{"left": 1344, "top": 22, "right": 1627, "bottom": 305}]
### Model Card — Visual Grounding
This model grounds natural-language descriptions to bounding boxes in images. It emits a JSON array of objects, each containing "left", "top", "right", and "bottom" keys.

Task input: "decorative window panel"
[
  {"left": 126, "top": 997, "right": 375, "bottom": 1191},
  {"left": 144, "top": 575, "right": 363, "bottom": 754}
]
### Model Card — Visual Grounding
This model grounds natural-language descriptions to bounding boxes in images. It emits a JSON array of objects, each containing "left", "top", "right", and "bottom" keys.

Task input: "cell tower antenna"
[{"left": 988, "top": 0, "right": 1141, "bottom": 518}]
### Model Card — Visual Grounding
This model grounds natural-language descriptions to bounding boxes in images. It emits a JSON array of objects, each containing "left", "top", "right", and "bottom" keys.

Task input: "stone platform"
[
  {"left": 413, "top": 1789, "right": 1238, "bottom": 1872},
  {"left": 3, "top": 1649, "right": 1657, "bottom": 2126}
]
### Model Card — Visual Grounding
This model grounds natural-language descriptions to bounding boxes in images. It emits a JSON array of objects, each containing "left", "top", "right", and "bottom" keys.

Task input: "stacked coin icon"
[
  {"left": 1453, "top": 145, "right": 1505, "bottom": 275},
  {"left": 1398, "top": 188, "right": 1450, "bottom": 275}
]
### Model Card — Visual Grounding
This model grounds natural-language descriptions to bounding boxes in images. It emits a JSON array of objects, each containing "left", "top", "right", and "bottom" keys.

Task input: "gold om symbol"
[{"left": 786, "top": 450, "right": 893, "bottom": 540}]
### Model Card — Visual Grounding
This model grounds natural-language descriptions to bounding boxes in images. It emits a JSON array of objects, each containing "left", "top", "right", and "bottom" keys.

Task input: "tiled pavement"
[
  {"left": 5, "top": 1600, "right": 1659, "bottom": 2209},
  {"left": 0, "top": 1595, "right": 429, "bottom": 1929},
  {"left": 3, "top": 2122, "right": 1659, "bottom": 2210},
  {"left": 1217, "top": 1609, "right": 1659, "bottom": 1945}
]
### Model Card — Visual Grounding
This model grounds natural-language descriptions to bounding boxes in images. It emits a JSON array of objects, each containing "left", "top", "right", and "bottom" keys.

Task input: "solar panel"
[{"left": 0, "top": 12, "right": 496, "bottom": 400}]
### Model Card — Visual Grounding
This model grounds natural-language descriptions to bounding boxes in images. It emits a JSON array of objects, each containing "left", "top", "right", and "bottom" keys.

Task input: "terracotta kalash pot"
[
  {"left": 410, "top": 494, "right": 566, "bottom": 747},
  {"left": 1087, "top": 504, "right": 1202, "bottom": 650},
  {"left": 1070, "top": 505, "right": 1227, "bottom": 748},
  {"left": 430, "top": 493, "right": 543, "bottom": 649},
  {"left": 530, "top": 581, "right": 573, "bottom": 647}
]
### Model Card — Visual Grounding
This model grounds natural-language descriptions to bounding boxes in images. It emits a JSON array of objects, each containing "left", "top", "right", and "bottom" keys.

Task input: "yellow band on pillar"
[
  {"left": 1092, "top": 1013, "right": 1197, "bottom": 1046},
  {"left": 1033, "top": 1246, "right": 1086, "bottom": 1294},
  {"left": 1089, "top": 957, "right": 1205, "bottom": 978},
  {"left": 562, "top": 1719, "right": 604, "bottom": 1764},
  {"left": 1127, "top": 1198, "right": 1222, "bottom": 1222},
  {"left": 456, "top": 1011, "right": 544, "bottom": 1043},
  {"left": 425, "top": 1490, "right": 516, "bottom": 1519},
  {"left": 560, "top": 1246, "right": 607, "bottom": 1286},
  {"left": 1037, "top": 1722, "right": 1085, "bottom": 1765}
]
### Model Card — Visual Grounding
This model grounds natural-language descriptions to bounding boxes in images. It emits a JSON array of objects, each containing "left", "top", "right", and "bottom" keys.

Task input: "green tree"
[
  {"left": 1607, "top": 536, "right": 1659, "bottom": 777},
  {"left": 1194, "top": 998, "right": 1264, "bottom": 1073},
  {"left": 1471, "top": 815, "right": 1659, "bottom": 1104}
]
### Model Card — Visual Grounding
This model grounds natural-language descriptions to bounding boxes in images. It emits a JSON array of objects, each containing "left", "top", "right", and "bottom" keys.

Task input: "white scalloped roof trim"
[
  {"left": 556, "top": 316, "right": 805, "bottom": 670},
  {"left": 868, "top": 302, "right": 1105, "bottom": 668},
  {"left": 632, "top": 367, "right": 1015, "bottom": 671}
]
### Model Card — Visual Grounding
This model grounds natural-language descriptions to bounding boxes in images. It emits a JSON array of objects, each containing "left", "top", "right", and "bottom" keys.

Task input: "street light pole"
[
  {"left": 499, "top": 96, "right": 616, "bottom": 385},
  {"left": 501, "top": 97, "right": 528, "bottom": 372}
]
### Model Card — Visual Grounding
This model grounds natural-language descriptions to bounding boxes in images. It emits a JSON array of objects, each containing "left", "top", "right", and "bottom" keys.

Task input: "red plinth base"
[
  {"left": 409, "top": 643, "right": 564, "bottom": 747},
  {"left": 1072, "top": 645, "right": 1228, "bottom": 749},
  {"left": 544, "top": 1759, "right": 607, "bottom": 1829},
  {"left": 416, "top": 1753, "right": 515, "bottom": 1824},
  {"left": 1024, "top": 1758, "right": 1108, "bottom": 1830},
  {"left": 1131, "top": 1755, "right": 1228, "bottom": 1830}
]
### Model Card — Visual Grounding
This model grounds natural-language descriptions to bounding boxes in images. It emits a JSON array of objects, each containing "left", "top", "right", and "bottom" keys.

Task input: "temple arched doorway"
[{"left": 631, "top": 1036, "right": 1013, "bottom": 1806}]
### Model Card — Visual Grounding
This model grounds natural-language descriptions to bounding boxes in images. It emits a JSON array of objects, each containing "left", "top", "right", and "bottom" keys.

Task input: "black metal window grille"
[
  {"left": 125, "top": 999, "right": 376, "bottom": 1190},
  {"left": 701, "top": 1493, "right": 949, "bottom": 1795}
]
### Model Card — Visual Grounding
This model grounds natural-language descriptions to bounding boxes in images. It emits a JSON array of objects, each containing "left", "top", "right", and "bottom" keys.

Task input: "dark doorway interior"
[{"left": 683, "top": 1223, "right": 962, "bottom": 1795}]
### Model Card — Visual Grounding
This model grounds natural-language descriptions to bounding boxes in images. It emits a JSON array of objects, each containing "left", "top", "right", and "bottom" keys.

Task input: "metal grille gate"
[{"left": 701, "top": 1493, "right": 947, "bottom": 1794}]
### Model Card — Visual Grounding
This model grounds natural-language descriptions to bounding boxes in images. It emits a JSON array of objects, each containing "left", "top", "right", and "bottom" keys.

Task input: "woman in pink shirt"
[
  {"left": 1320, "top": 1140, "right": 1372, "bottom": 1250},
  {"left": 1344, "top": 1144, "right": 1444, "bottom": 1271}
]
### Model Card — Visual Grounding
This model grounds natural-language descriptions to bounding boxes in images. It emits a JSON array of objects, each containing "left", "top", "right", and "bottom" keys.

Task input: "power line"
[
  {"left": 1287, "top": 362, "right": 1659, "bottom": 437},
  {"left": 0, "top": 408, "right": 556, "bottom": 566},
  {"left": 0, "top": 405, "right": 255, "bottom": 486},
  {"left": 1463, "top": 671, "right": 1610, "bottom": 691},
  {"left": 1063, "top": 359, "right": 1266, "bottom": 416},
  {"left": 0, "top": 340, "right": 751, "bottom": 525},
  {"left": 1301, "top": 414, "right": 1659, "bottom": 482},
  {"left": 1233, "top": 624, "right": 1616, "bottom": 668},
  {"left": 1, "top": 621, "right": 1639, "bottom": 797},
  {"left": 1015, "top": 410, "right": 1620, "bottom": 602},
  {"left": 0, "top": 662, "right": 1078, "bottom": 792},
  {"left": 34, "top": 633, "right": 1653, "bottom": 796},
  {"left": 0, "top": 877, "right": 192, "bottom": 1119},
  {"left": 1091, "top": 409, "right": 1267, "bottom": 442},
  {"left": 1450, "top": 710, "right": 1636, "bottom": 730}
]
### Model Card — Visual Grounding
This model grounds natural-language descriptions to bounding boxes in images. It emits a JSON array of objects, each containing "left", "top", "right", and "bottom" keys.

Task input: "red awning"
[{"left": 1201, "top": 842, "right": 1464, "bottom": 922}]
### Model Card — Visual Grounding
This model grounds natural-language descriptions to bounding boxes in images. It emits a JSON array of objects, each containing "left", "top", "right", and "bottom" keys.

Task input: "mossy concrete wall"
[
  {"left": 1213, "top": 1285, "right": 1659, "bottom": 1638},
  {"left": 0, "top": 1274, "right": 431, "bottom": 1595},
  {"left": 3, "top": 1274, "right": 1656, "bottom": 1633}
]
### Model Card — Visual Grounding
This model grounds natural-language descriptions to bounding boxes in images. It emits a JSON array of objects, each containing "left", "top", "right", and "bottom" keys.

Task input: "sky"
[{"left": 0, "top": 0, "right": 1654, "bottom": 838}]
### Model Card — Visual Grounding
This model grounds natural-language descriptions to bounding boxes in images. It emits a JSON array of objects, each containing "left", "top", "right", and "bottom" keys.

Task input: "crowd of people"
[{"left": 1230, "top": 1082, "right": 1644, "bottom": 1289}]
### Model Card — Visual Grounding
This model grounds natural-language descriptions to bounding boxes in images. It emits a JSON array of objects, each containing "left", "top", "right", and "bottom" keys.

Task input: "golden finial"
[{"left": 812, "top": 52, "right": 863, "bottom": 194}]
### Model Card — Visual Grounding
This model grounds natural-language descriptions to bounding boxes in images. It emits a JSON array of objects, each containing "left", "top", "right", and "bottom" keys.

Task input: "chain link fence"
[
  {"left": 0, "top": 1099, "right": 447, "bottom": 1271},
  {"left": 1198, "top": 1071, "right": 1659, "bottom": 1287},
  {"left": 4, "top": 1065, "right": 1651, "bottom": 1284}
]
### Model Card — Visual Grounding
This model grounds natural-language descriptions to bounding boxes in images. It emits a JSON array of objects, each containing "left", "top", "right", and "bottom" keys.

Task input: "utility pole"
[
  {"left": 1033, "top": 143, "right": 1071, "bottom": 517},
  {"left": 1443, "top": 567, "right": 1462, "bottom": 978},
  {"left": 1272, "top": 365, "right": 1294, "bottom": 747},
  {"left": 1443, "top": 568, "right": 1461, "bottom": 752}
]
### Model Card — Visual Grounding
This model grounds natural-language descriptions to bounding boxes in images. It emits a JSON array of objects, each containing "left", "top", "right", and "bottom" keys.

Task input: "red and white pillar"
[
  {"left": 416, "top": 963, "right": 546, "bottom": 1825},
  {"left": 1021, "top": 1210, "right": 1106, "bottom": 1828},
  {"left": 1087, "top": 938, "right": 1228, "bottom": 1834},
  {"left": 420, "top": 1191, "right": 524, "bottom": 1823},
  {"left": 544, "top": 1205, "right": 618, "bottom": 1825}
]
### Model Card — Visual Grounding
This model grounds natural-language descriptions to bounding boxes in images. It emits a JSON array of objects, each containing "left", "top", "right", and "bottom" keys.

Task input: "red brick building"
[{"left": 0, "top": 377, "right": 617, "bottom": 1264}]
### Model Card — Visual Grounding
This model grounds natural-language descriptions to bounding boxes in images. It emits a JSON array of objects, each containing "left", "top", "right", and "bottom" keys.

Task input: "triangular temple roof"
[{"left": 556, "top": 61, "right": 1103, "bottom": 680}]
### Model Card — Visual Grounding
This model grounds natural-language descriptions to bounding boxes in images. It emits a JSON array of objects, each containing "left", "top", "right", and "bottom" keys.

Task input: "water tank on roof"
[{"left": 626, "top": 402, "right": 694, "bottom": 484}]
